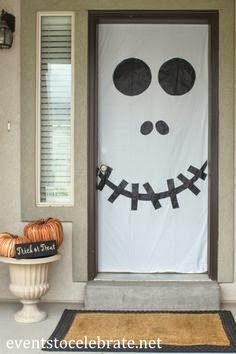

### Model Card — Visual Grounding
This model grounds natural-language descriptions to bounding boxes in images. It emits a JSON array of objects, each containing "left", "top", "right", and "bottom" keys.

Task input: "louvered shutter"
[{"left": 38, "top": 15, "right": 73, "bottom": 205}]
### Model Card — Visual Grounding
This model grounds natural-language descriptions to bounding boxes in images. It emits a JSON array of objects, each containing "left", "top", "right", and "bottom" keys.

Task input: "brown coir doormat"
[{"left": 42, "top": 310, "right": 236, "bottom": 352}]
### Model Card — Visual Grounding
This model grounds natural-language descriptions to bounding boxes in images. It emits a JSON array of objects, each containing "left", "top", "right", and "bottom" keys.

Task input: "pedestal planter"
[{"left": 0, "top": 254, "right": 61, "bottom": 323}]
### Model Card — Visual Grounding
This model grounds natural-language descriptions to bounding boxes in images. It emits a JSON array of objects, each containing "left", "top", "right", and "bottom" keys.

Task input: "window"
[{"left": 36, "top": 13, "right": 74, "bottom": 206}]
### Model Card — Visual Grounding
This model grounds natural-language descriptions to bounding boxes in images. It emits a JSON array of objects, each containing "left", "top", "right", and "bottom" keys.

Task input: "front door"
[{"left": 90, "top": 13, "right": 217, "bottom": 276}]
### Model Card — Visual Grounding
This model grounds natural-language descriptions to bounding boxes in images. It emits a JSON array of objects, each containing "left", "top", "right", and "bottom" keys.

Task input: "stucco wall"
[
  {"left": 0, "top": 0, "right": 85, "bottom": 302},
  {"left": 220, "top": 0, "right": 236, "bottom": 302},
  {"left": 0, "top": 0, "right": 235, "bottom": 302}
]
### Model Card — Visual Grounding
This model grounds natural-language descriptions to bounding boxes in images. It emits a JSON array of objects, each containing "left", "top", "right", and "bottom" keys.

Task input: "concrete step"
[{"left": 84, "top": 280, "right": 220, "bottom": 311}]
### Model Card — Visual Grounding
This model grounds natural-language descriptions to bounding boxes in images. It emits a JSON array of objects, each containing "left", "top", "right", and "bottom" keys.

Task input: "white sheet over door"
[{"left": 97, "top": 24, "right": 208, "bottom": 273}]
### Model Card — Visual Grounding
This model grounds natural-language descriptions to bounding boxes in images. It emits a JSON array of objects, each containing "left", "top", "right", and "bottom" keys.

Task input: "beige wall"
[
  {"left": 220, "top": 0, "right": 236, "bottom": 302},
  {"left": 0, "top": 0, "right": 85, "bottom": 302},
  {"left": 0, "top": 0, "right": 235, "bottom": 302}
]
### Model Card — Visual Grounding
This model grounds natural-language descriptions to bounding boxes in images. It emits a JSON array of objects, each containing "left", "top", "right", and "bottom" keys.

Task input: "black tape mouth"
[{"left": 97, "top": 161, "right": 207, "bottom": 210}]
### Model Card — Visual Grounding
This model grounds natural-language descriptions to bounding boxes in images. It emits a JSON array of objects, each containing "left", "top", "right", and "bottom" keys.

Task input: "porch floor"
[{"left": 0, "top": 302, "right": 235, "bottom": 354}]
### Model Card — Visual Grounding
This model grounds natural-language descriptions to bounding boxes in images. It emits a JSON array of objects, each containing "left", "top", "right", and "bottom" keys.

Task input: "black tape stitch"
[{"left": 96, "top": 161, "right": 207, "bottom": 210}]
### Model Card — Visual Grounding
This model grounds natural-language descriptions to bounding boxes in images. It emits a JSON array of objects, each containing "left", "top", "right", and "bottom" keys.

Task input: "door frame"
[{"left": 87, "top": 10, "right": 219, "bottom": 281}]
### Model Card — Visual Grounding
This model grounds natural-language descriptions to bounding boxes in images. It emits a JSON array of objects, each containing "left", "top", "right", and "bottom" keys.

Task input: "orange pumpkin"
[
  {"left": 0, "top": 233, "right": 30, "bottom": 258},
  {"left": 24, "top": 218, "right": 63, "bottom": 248}
]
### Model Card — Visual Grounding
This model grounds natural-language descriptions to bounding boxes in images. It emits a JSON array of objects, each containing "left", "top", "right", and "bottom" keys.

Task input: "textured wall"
[
  {"left": 0, "top": 0, "right": 21, "bottom": 301},
  {"left": 0, "top": 0, "right": 85, "bottom": 302},
  {"left": 0, "top": 0, "right": 235, "bottom": 302},
  {"left": 220, "top": 0, "right": 236, "bottom": 301}
]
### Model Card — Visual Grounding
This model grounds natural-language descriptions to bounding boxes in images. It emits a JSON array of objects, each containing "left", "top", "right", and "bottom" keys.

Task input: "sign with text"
[{"left": 15, "top": 240, "right": 57, "bottom": 259}]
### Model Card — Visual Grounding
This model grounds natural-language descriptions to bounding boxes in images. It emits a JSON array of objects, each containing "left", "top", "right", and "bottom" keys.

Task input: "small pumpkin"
[
  {"left": 24, "top": 217, "right": 63, "bottom": 248},
  {"left": 0, "top": 233, "right": 30, "bottom": 258}
]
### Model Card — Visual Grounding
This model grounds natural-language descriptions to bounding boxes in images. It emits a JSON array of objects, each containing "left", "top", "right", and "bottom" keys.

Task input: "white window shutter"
[{"left": 38, "top": 15, "right": 73, "bottom": 205}]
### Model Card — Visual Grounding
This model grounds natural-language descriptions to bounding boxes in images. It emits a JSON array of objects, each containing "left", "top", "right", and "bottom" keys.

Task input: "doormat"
[{"left": 42, "top": 310, "right": 236, "bottom": 352}]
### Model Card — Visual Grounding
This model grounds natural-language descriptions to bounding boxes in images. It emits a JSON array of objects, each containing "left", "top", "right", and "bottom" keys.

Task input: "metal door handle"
[
  {"left": 97, "top": 164, "right": 112, "bottom": 190},
  {"left": 99, "top": 164, "right": 108, "bottom": 175}
]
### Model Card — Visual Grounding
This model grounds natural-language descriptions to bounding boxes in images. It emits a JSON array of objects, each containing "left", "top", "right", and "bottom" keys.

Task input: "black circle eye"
[
  {"left": 113, "top": 58, "right": 152, "bottom": 96},
  {"left": 140, "top": 121, "right": 153, "bottom": 135},
  {"left": 158, "top": 58, "right": 195, "bottom": 96},
  {"left": 156, "top": 120, "right": 169, "bottom": 135}
]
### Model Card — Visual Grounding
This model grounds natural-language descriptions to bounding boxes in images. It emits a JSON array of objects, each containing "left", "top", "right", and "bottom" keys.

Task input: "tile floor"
[{"left": 0, "top": 302, "right": 235, "bottom": 354}]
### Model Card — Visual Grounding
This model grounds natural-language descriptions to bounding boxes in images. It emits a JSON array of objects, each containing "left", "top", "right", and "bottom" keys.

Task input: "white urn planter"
[{"left": 0, "top": 254, "right": 61, "bottom": 323}]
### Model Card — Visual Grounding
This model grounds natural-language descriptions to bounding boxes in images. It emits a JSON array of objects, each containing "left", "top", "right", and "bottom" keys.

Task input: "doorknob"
[
  {"left": 99, "top": 164, "right": 108, "bottom": 175},
  {"left": 97, "top": 164, "right": 112, "bottom": 190}
]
